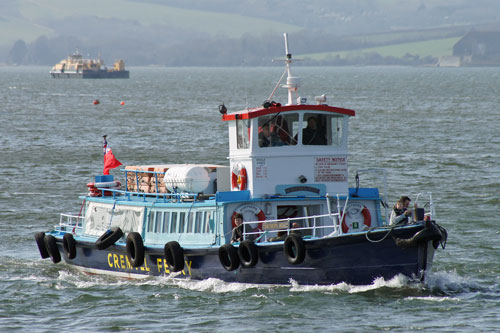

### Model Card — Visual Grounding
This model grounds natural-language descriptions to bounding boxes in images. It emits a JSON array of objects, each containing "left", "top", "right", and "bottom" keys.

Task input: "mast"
[{"left": 282, "top": 33, "right": 301, "bottom": 105}]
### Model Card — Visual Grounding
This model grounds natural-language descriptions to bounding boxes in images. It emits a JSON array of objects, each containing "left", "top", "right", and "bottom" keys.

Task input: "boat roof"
[{"left": 222, "top": 104, "right": 355, "bottom": 121}]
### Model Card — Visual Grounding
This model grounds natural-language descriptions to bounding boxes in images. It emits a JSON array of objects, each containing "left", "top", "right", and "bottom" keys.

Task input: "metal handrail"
[
  {"left": 58, "top": 213, "right": 85, "bottom": 230},
  {"left": 243, "top": 211, "right": 342, "bottom": 241}
]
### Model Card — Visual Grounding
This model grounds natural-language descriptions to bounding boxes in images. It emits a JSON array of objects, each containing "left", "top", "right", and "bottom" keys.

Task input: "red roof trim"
[{"left": 222, "top": 104, "right": 355, "bottom": 121}]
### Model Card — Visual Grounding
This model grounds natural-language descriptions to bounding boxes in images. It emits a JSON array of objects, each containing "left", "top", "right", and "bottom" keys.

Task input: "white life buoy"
[
  {"left": 231, "top": 204, "right": 266, "bottom": 231},
  {"left": 341, "top": 203, "right": 371, "bottom": 233},
  {"left": 231, "top": 163, "right": 247, "bottom": 191}
]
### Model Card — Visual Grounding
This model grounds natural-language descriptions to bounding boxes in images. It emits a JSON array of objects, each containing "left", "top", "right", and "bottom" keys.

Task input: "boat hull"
[
  {"left": 50, "top": 70, "right": 129, "bottom": 79},
  {"left": 51, "top": 225, "right": 437, "bottom": 285}
]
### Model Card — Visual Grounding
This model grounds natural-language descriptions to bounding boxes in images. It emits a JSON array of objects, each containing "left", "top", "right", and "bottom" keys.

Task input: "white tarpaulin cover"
[{"left": 84, "top": 202, "right": 144, "bottom": 236}]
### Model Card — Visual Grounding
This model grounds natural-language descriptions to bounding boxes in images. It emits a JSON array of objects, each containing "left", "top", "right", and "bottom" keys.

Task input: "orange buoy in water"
[
  {"left": 120, "top": 101, "right": 125, "bottom": 106},
  {"left": 93, "top": 99, "right": 100, "bottom": 105}
]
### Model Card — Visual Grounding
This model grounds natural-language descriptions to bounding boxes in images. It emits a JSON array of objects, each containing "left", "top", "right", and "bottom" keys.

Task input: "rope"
[
  {"left": 72, "top": 198, "right": 86, "bottom": 234},
  {"left": 365, "top": 225, "right": 396, "bottom": 243},
  {"left": 107, "top": 200, "right": 117, "bottom": 230}
]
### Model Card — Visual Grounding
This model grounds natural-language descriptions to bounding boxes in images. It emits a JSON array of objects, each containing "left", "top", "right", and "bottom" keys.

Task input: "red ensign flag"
[{"left": 102, "top": 135, "right": 122, "bottom": 175}]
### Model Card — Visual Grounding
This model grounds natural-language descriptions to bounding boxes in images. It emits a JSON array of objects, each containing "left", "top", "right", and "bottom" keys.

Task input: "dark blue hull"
[
  {"left": 52, "top": 225, "right": 436, "bottom": 285},
  {"left": 50, "top": 70, "right": 129, "bottom": 79}
]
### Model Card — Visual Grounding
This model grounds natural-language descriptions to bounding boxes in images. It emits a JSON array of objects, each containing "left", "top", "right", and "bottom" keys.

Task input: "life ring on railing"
[
  {"left": 231, "top": 163, "right": 247, "bottom": 191},
  {"left": 341, "top": 203, "right": 371, "bottom": 233},
  {"left": 231, "top": 204, "right": 266, "bottom": 231}
]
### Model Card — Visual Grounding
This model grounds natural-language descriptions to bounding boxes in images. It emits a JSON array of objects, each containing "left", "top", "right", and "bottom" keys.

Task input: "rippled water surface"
[{"left": 1, "top": 65, "right": 500, "bottom": 332}]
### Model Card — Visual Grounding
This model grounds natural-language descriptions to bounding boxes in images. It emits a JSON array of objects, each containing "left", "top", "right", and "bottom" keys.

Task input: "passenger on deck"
[
  {"left": 231, "top": 213, "right": 255, "bottom": 243},
  {"left": 390, "top": 196, "right": 417, "bottom": 225},
  {"left": 302, "top": 117, "right": 326, "bottom": 145},
  {"left": 259, "top": 123, "right": 282, "bottom": 147}
]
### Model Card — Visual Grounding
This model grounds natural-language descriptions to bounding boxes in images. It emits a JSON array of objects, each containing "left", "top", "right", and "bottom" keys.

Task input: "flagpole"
[
  {"left": 102, "top": 135, "right": 122, "bottom": 176},
  {"left": 103, "top": 134, "right": 108, "bottom": 166}
]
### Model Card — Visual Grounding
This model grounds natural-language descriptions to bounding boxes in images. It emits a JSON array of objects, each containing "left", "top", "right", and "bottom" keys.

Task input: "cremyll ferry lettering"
[
  {"left": 107, "top": 253, "right": 150, "bottom": 271},
  {"left": 157, "top": 258, "right": 192, "bottom": 276}
]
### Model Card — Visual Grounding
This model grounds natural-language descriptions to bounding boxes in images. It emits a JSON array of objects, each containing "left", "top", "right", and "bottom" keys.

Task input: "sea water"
[{"left": 1, "top": 65, "right": 499, "bottom": 332}]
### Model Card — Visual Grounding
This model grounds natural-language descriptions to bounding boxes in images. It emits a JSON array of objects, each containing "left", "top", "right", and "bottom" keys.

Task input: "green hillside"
[
  {"left": 301, "top": 37, "right": 460, "bottom": 60},
  {"left": 0, "top": 0, "right": 301, "bottom": 46}
]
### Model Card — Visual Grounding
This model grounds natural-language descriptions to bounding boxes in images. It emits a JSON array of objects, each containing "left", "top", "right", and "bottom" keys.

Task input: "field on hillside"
[
  {"left": 301, "top": 37, "right": 460, "bottom": 60},
  {"left": 1, "top": 0, "right": 301, "bottom": 46}
]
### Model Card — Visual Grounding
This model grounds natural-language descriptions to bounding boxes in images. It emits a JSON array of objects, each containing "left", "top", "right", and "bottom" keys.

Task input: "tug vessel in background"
[
  {"left": 49, "top": 51, "right": 129, "bottom": 79},
  {"left": 35, "top": 34, "right": 446, "bottom": 285}
]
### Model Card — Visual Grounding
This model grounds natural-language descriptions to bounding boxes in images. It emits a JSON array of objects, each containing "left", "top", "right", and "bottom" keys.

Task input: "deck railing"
[
  {"left": 93, "top": 169, "right": 205, "bottom": 202},
  {"left": 58, "top": 213, "right": 85, "bottom": 232},
  {"left": 243, "top": 211, "right": 343, "bottom": 242}
]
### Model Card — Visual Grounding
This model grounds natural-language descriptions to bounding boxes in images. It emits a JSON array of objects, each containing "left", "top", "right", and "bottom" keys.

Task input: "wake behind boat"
[{"left": 35, "top": 34, "right": 447, "bottom": 285}]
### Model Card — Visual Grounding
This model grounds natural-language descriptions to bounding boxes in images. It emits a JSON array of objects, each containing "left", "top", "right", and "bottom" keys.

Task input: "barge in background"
[
  {"left": 49, "top": 51, "right": 129, "bottom": 79},
  {"left": 35, "top": 34, "right": 446, "bottom": 285}
]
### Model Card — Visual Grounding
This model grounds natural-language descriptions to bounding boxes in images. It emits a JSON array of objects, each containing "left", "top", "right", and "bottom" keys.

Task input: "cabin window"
[
  {"left": 273, "top": 204, "right": 323, "bottom": 236},
  {"left": 187, "top": 212, "right": 195, "bottom": 233},
  {"left": 194, "top": 212, "right": 203, "bottom": 233},
  {"left": 147, "top": 209, "right": 217, "bottom": 235},
  {"left": 302, "top": 113, "right": 327, "bottom": 145},
  {"left": 170, "top": 212, "right": 178, "bottom": 233},
  {"left": 178, "top": 212, "right": 186, "bottom": 233},
  {"left": 147, "top": 211, "right": 154, "bottom": 232},
  {"left": 162, "top": 212, "right": 170, "bottom": 233},
  {"left": 155, "top": 211, "right": 162, "bottom": 233},
  {"left": 205, "top": 211, "right": 214, "bottom": 233},
  {"left": 258, "top": 113, "right": 299, "bottom": 147},
  {"left": 330, "top": 116, "right": 343, "bottom": 146},
  {"left": 236, "top": 119, "right": 250, "bottom": 149},
  {"left": 302, "top": 113, "right": 343, "bottom": 146}
]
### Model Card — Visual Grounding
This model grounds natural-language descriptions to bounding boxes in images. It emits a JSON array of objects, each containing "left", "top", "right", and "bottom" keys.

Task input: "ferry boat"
[
  {"left": 35, "top": 34, "right": 447, "bottom": 285},
  {"left": 49, "top": 51, "right": 129, "bottom": 79}
]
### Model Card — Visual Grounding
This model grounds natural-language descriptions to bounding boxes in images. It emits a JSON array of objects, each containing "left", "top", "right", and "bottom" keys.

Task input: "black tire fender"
[
  {"left": 164, "top": 241, "right": 185, "bottom": 272},
  {"left": 63, "top": 233, "right": 77, "bottom": 260},
  {"left": 283, "top": 233, "right": 305, "bottom": 265},
  {"left": 238, "top": 240, "right": 258, "bottom": 268},
  {"left": 95, "top": 227, "right": 123, "bottom": 250},
  {"left": 126, "top": 232, "right": 144, "bottom": 268},
  {"left": 34, "top": 232, "right": 49, "bottom": 259},
  {"left": 44, "top": 234, "right": 61, "bottom": 264},
  {"left": 219, "top": 244, "right": 240, "bottom": 271}
]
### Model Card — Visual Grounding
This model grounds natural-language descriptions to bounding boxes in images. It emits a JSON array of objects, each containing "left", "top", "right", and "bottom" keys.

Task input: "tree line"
[{"left": 5, "top": 32, "right": 437, "bottom": 67}]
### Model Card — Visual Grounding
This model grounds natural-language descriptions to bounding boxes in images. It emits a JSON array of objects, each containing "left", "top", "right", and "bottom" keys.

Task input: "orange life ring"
[
  {"left": 341, "top": 204, "right": 371, "bottom": 233},
  {"left": 231, "top": 204, "right": 265, "bottom": 231},
  {"left": 231, "top": 163, "right": 247, "bottom": 191}
]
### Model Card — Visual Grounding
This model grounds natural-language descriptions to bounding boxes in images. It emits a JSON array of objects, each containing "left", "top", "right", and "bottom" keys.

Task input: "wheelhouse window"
[
  {"left": 258, "top": 113, "right": 299, "bottom": 147},
  {"left": 302, "top": 113, "right": 343, "bottom": 146},
  {"left": 236, "top": 119, "right": 250, "bottom": 149}
]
